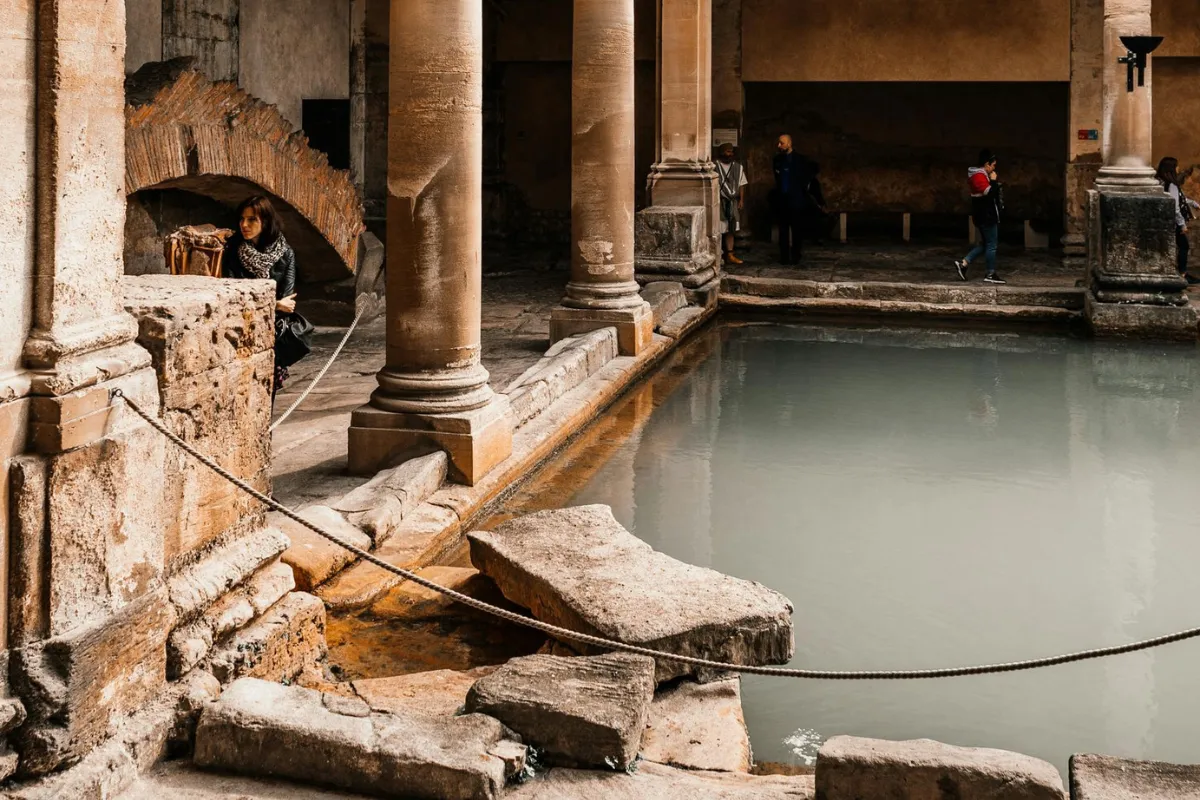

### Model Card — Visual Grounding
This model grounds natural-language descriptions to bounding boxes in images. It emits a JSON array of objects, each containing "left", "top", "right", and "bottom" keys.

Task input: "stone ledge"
[
  {"left": 721, "top": 293, "right": 1083, "bottom": 325},
  {"left": 721, "top": 273, "right": 1086, "bottom": 309},
  {"left": 167, "top": 527, "right": 290, "bottom": 624},
  {"left": 206, "top": 592, "right": 327, "bottom": 684},
  {"left": 504, "top": 328, "right": 619, "bottom": 428}
]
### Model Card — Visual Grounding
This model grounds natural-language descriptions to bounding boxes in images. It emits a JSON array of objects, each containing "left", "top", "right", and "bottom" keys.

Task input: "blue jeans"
[{"left": 965, "top": 224, "right": 998, "bottom": 275}]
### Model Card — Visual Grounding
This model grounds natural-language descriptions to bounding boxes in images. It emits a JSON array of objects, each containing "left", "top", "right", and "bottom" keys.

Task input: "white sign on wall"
[{"left": 713, "top": 128, "right": 739, "bottom": 148}]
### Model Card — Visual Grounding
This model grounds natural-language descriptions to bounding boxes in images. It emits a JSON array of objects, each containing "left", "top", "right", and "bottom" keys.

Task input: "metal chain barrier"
[
  {"left": 114, "top": 388, "right": 1200, "bottom": 680},
  {"left": 270, "top": 308, "right": 365, "bottom": 433}
]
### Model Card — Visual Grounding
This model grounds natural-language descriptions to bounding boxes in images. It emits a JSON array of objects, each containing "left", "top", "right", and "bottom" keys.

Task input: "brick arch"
[{"left": 125, "top": 59, "right": 363, "bottom": 283}]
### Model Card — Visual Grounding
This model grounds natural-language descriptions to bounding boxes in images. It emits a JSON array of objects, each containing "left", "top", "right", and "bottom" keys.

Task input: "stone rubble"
[
  {"left": 194, "top": 678, "right": 527, "bottom": 800},
  {"left": 816, "top": 736, "right": 1067, "bottom": 800},
  {"left": 330, "top": 451, "right": 448, "bottom": 544},
  {"left": 465, "top": 653, "right": 656, "bottom": 770},
  {"left": 277, "top": 506, "right": 374, "bottom": 592},
  {"left": 468, "top": 504, "right": 794, "bottom": 682},
  {"left": 205, "top": 592, "right": 327, "bottom": 684}
]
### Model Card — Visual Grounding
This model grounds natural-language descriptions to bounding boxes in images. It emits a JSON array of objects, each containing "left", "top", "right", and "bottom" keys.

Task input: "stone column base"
[
  {"left": 1084, "top": 295, "right": 1198, "bottom": 340},
  {"left": 347, "top": 397, "right": 513, "bottom": 486},
  {"left": 635, "top": 206, "right": 718, "bottom": 288},
  {"left": 550, "top": 303, "right": 654, "bottom": 357}
]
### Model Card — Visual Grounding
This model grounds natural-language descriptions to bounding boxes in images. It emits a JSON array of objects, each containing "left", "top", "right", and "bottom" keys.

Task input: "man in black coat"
[{"left": 771, "top": 134, "right": 817, "bottom": 266}]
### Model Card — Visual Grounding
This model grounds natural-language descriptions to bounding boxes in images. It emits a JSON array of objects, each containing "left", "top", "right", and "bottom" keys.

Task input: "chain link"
[{"left": 114, "top": 388, "right": 1200, "bottom": 680}]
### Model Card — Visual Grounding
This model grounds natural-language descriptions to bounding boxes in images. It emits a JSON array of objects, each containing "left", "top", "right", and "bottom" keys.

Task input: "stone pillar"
[
  {"left": 1095, "top": 0, "right": 1158, "bottom": 193},
  {"left": 634, "top": 0, "right": 720, "bottom": 289},
  {"left": 1063, "top": 0, "right": 1104, "bottom": 264},
  {"left": 348, "top": 0, "right": 513, "bottom": 484},
  {"left": 1085, "top": 0, "right": 1194, "bottom": 339},
  {"left": 549, "top": 0, "right": 654, "bottom": 357}
]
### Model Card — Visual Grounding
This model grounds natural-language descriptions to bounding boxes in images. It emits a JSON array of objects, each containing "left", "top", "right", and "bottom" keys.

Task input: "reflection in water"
[{"left": 493, "top": 322, "right": 1200, "bottom": 775}]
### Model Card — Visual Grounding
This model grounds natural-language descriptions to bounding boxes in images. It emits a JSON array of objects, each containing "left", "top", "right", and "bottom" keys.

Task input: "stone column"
[
  {"left": 1095, "top": 0, "right": 1158, "bottom": 193},
  {"left": 1063, "top": 0, "right": 1104, "bottom": 264},
  {"left": 634, "top": 0, "right": 720, "bottom": 290},
  {"left": 1085, "top": 0, "right": 1194, "bottom": 339},
  {"left": 549, "top": 0, "right": 654, "bottom": 357},
  {"left": 348, "top": 0, "right": 513, "bottom": 484}
]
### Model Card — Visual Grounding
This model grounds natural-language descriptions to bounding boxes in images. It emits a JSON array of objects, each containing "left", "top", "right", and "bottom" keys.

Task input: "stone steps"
[
  {"left": 721, "top": 273, "right": 1085, "bottom": 320},
  {"left": 721, "top": 292, "right": 1083, "bottom": 325}
]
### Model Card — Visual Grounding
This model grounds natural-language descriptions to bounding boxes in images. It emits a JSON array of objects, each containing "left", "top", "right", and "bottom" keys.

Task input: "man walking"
[
  {"left": 955, "top": 149, "right": 1006, "bottom": 284},
  {"left": 716, "top": 142, "right": 748, "bottom": 265},
  {"left": 772, "top": 134, "right": 815, "bottom": 266}
]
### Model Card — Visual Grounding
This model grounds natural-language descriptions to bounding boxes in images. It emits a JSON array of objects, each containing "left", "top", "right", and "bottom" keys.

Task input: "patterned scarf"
[{"left": 238, "top": 234, "right": 287, "bottom": 279}]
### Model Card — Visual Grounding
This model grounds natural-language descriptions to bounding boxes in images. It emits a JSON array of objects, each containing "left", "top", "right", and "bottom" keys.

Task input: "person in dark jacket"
[
  {"left": 771, "top": 134, "right": 817, "bottom": 266},
  {"left": 954, "top": 149, "right": 1005, "bottom": 284},
  {"left": 226, "top": 195, "right": 309, "bottom": 395}
]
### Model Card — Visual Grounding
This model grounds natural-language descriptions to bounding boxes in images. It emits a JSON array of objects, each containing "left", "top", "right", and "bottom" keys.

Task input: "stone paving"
[{"left": 271, "top": 271, "right": 566, "bottom": 508}]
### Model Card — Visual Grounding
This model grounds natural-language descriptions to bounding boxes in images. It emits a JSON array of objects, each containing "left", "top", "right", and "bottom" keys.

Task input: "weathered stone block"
[
  {"left": 469, "top": 505, "right": 794, "bottom": 682},
  {"left": 194, "top": 678, "right": 527, "bottom": 800},
  {"left": 635, "top": 206, "right": 718, "bottom": 288},
  {"left": 504, "top": 329, "right": 619, "bottom": 426},
  {"left": 466, "top": 653, "right": 655, "bottom": 769},
  {"left": 45, "top": 422, "right": 166, "bottom": 636},
  {"left": 642, "top": 677, "right": 751, "bottom": 773},
  {"left": 11, "top": 587, "right": 176, "bottom": 777},
  {"left": 549, "top": 304, "right": 654, "bottom": 357},
  {"left": 815, "top": 736, "right": 1066, "bottom": 800},
  {"left": 641, "top": 281, "right": 689, "bottom": 328},
  {"left": 160, "top": 351, "right": 273, "bottom": 563},
  {"left": 1070, "top": 753, "right": 1200, "bottom": 799},
  {"left": 122, "top": 275, "right": 275, "bottom": 384},
  {"left": 331, "top": 451, "right": 448, "bottom": 543},
  {"left": 206, "top": 592, "right": 327, "bottom": 684},
  {"left": 167, "top": 560, "right": 296, "bottom": 679},
  {"left": 167, "top": 526, "right": 289, "bottom": 624}
]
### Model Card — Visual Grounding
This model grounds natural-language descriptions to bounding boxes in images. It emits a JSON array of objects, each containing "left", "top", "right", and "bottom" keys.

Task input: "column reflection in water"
[{"left": 501, "top": 324, "right": 1200, "bottom": 774}]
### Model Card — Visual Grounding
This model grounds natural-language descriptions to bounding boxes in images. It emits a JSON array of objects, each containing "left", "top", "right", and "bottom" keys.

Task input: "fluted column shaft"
[{"left": 372, "top": 0, "right": 491, "bottom": 413}]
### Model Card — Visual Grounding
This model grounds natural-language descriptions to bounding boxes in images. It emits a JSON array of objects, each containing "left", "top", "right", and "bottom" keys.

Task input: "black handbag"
[{"left": 274, "top": 311, "right": 314, "bottom": 369}]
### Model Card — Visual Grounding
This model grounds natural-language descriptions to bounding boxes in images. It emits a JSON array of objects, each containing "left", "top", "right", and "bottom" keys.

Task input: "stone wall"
[
  {"left": 162, "top": 0, "right": 240, "bottom": 82},
  {"left": 741, "top": 82, "right": 1069, "bottom": 236},
  {"left": 482, "top": 0, "right": 658, "bottom": 246},
  {"left": 742, "top": 0, "right": 1069, "bottom": 83},
  {"left": 239, "top": 0, "right": 350, "bottom": 131}
]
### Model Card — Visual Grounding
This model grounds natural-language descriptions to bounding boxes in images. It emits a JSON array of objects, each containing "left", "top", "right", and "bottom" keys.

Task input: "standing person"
[
  {"left": 1155, "top": 157, "right": 1200, "bottom": 285},
  {"left": 772, "top": 134, "right": 815, "bottom": 266},
  {"left": 716, "top": 142, "right": 749, "bottom": 265},
  {"left": 954, "top": 149, "right": 1006, "bottom": 284},
  {"left": 226, "top": 195, "right": 312, "bottom": 397}
]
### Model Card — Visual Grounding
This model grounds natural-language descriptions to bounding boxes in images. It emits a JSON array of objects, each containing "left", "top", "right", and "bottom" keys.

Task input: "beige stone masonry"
[{"left": 504, "top": 328, "right": 620, "bottom": 427}]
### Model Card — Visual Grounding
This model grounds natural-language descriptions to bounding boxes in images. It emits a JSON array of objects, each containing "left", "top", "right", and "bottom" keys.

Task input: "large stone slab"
[
  {"left": 508, "top": 761, "right": 815, "bottom": 799},
  {"left": 194, "top": 678, "right": 527, "bottom": 800},
  {"left": 465, "top": 653, "right": 655, "bottom": 770},
  {"left": 642, "top": 677, "right": 752, "bottom": 773},
  {"left": 816, "top": 736, "right": 1066, "bottom": 800},
  {"left": 1070, "top": 754, "right": 1200, "bottom": 800},
  {"left": 468, "top": 505, "right": 794, "bottom": 682},
  {"left": 277, "top": 505, "right": 372, "bottom": 591}
]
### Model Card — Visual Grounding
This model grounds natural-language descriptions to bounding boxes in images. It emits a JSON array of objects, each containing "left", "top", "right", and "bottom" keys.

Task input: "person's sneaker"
[
  {"left": 984, "top": 273, "right": 1007, "bottom": 284},
  {"left": 954, "top": 260, "right": 968, "bottom": 281}
]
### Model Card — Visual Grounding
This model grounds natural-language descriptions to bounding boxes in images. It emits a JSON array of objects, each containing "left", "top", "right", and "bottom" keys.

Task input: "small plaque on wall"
[{"left": 713, "top": 128, "right": 739, "bottom": 147}]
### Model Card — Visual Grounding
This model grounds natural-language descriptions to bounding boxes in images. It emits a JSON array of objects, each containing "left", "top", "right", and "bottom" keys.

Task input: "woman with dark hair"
[
  {"left": 227, "top": 195, "right": 312, "bottom": 395},
  {"left": 1155, "top": 156, "right": 1200, "bottom": 284}
]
